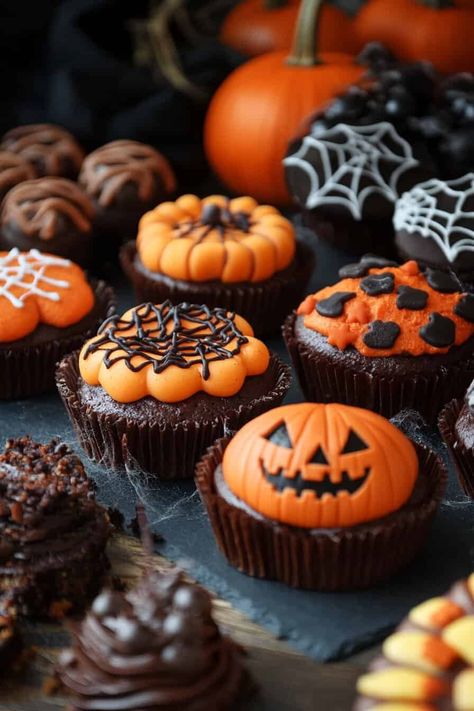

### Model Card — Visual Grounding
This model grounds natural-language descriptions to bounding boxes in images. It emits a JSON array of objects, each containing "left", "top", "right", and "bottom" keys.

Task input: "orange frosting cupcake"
[
  {"left": 79, "top": 301, "right": 270, "bottom": 403},
  {"left": 0, "top": 248, "right": 95, "bottom": 342},
  {"left": 136, "top": 195, "right": 296, "bottom": 283}
]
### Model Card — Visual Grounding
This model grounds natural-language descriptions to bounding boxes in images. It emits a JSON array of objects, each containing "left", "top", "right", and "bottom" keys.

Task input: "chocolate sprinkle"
[
  {"left": 454, "top": 294, "right": 474, "bottom": 323},
  {"left": 360, "top": 272, "right": 395, "bottom": 296},
  {"left": 396, "top": 285, "right": 428, "bottom": 310},
  {"left": 363, "top": 321, "right": 401, "bottom": 349},
  {"left": 316, "top": 291, "right": 356, "bottom": 317},
  {"left": 339, "top": 255, "right": 398, "bottom": 279},
  {"left": 426, "top": 269, "right": 459, "bottom": 294},
  {"left": 419, "top": 312, "right": 455, "bottom": 348}
]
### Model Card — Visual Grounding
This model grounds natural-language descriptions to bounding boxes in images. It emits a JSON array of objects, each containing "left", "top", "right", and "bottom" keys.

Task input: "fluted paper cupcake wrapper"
[
  {"left": 56, "top": 353, "right": 291, "bottom": 480},
  {"left": 119, "top": 241, "right": 314, "bottom": 338},
  {"left": 196, "top": 439, "right": 446, "bottom": 591},
  {"left": 0, "top": 280, "right": 115, "bottom": 400},
  {"left": 283, "top": 313, "right": 474, "bottom": 426},
  {"left": 438, "top": 399, "right": 474, "bottom": 499}
]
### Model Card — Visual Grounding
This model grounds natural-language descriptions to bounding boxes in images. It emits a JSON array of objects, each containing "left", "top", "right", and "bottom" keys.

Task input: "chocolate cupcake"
[
  {"left": 79, "top": 139, "right": 176, "bottom": 244},
  {"left": 0, "top": 248, "right": 114, "bottom": 399},
  {"left": 439, "top": 379, "right": 474, "bottom": 499},
  {"left": 1, "top": 124, "right": 84, "bottom": 179},
  {"left": 0, "top": 436, "right": 110, "bottom": 618},
  {"left": 0, "top": 177, "right": 95, "bottom": 266},
  {"left": 196, "top": 402, "right": 446, "bottom": 590},
  {"left": 58, "top": 569, "right": 249, "bottom": 710},
  {"left": 394, "top": 174, "right": 474, "bottom": 280},
  {"left": 283, "top": 256, "right": 474, "bottom": 424},
  {"left": 355, "top": 572, "right": 474, "bottom": 710},
  {"left": 0, "top": 151, "right": 36, "bottom": 203},
  {"left": 57, "top": 300, "right": 290, "bottom": 479},
  {"left": 284, "top": 121, "right": 434, "bottom": 256},
  {"left": 120, "top": 194, "right": 314, "bottom": 337}
]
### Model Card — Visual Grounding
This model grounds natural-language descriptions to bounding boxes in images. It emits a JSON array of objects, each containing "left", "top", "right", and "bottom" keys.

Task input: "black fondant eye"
[
  {"left": 309, "top": 446, "right": 329, "bottom": 465},
  {"left": 341, "top": 429, "right": 368, "bottom": 454},
  {"left": 266, "top": 422, "right": 292, "bottom": 448}
]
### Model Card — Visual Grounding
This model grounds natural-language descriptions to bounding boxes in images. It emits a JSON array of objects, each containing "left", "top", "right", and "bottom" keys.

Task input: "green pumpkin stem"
[
  {"left": 417, "top": 0, "right": 454, "bottom": 7},
  {"left": 263, "top": 0, "right": 288, "bottom": 8},
  {"left": 286, "top": 0, "right": 324, "bottom": 66}
]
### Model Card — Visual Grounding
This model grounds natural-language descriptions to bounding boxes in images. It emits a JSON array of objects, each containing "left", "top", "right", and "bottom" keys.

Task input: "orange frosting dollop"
[
  {"left": 136, "top": 194, "right": 296, "bottom": 283},
  {"left": 298, "top": 261, "right": 474, "bottom": 357},
  {"left": 79, "top": 301, "right": 270, "bottom": 403},
  {"left": 0, "top": 248, "right": 94, "bottom": 343}
]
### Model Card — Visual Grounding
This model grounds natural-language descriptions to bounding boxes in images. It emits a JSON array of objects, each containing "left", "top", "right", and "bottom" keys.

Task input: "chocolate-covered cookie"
[{"left": 1, "top": 124, "right": 84, "bottom": 179}]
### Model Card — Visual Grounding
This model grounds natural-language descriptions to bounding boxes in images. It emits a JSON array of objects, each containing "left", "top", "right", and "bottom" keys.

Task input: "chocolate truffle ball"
[
  {"left": 0, "top": 151, "right": 36, "bottom": 203},
  {"left": 1, "top": 124, "right": 84, "bottom": 180},
  {"left": 0, "top": 177, "right": 95, "bottom": 266}
]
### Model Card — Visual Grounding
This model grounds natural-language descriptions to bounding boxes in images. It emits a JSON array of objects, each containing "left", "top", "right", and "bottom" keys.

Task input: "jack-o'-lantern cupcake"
[
  {"left": 0, "top": 248, "right": 114, "bottom": 399},
  {"left": 120, "top": 194, "right": 314, "bottom": 337},
  {"left": 56, "top": 300, "right": 290, "bottom": 479},
  {"left": 283, "top": 255, "right": 474, "bottom": 424},
  {"left": 196, "top": 402, "right": 446, "bottom": 590},
  {"left": 355, "top": 573, "right": 474, "bottom": 710},
  {"left": 439, "top": 378, "right": 474, "bottom": 499}
]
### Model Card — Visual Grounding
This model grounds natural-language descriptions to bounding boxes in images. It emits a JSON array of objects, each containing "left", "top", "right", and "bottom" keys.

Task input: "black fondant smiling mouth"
[{"left": 262, "top": 465, "right": 371, "bottom": 498}]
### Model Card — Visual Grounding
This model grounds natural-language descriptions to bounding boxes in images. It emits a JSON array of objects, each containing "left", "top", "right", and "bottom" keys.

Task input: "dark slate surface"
[{"left": 1, "top": 235, "right": 473, "bottom": 662}]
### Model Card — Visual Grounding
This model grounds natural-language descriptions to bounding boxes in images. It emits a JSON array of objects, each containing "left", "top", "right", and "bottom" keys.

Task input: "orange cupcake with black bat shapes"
[{"left": 120, "top": 194, "right": 314, "bottom": 336}]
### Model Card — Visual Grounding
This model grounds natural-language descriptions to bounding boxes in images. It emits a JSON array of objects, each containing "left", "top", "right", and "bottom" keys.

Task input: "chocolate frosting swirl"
[
  {"left": 79, "top": 140, "right": 176, "bottom": 208},
  {"left": 0, "top": 151, "right": 36, "bottom": 201},
  {"left": 1, "top": 177, "right": 94, "bottom": 240},
  {"left": 58, "top": 570, "right": 246, "bottom": 710},
  {"left": 1, "top": 124, "right": 84, "bottom": 178}
]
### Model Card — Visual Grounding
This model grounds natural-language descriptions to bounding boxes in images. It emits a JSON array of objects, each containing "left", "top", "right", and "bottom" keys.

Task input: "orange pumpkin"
[
  {"left": 222, "top": 402, "right": 419, "bottom": 528},
  {"left": 220, "top": 0, "right": 358, "bottom": 57},
  {"left": 205, "top": 0, "right": 364, "bottom": 205},
  {"left": 354, "top": 0, "right": 474, "bottom": 75}
]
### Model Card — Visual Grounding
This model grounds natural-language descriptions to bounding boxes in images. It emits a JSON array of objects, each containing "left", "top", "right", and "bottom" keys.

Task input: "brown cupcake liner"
[
  {"left": 196, "top": 438, "right": 447, "bottom": 591},
  {"left": 283, "top": 313, "right": 474, "bottom": 425},
  {"left": 0, "top": 280, "right": 115, "bottom": 400},
  {"left": 119, "top": 240, "right": 315, "bottom": 337},
  {"left": 56, "top": 353, "right": 291, "bottom": 480},
  {"left": 438, "top": 399, "right": 474, "bottom": 499}
]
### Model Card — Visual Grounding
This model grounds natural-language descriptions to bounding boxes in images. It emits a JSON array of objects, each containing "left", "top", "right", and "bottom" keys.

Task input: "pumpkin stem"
[
  {"left": 263, "top": 0, "right": 288, "bottom": 8},
  {"left": 286, "top": 0, "right": 324, "bottom": 67},
  {"left": 417, "top": 0, "right": 454, "bottom": 6}
]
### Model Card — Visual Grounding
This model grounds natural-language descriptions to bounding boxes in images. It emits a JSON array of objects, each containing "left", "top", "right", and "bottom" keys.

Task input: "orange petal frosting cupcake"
[
  {"left": 0, "top": 248, "right": 114, "bottom": 399},
  {"left": 355, "top": 573, "right": 474, "bottom": 710},
  {"left": 283, "top": 255, "right": 474, "bottom": 423},
  {"left": 57, "top": 301, "right": 291, "bottom": 479},
  {"left": 120, "top": 194, "right": 314, "bottom": 336},
  {"left": 196, "top": 402, "right": 446, "bottom": 590}
]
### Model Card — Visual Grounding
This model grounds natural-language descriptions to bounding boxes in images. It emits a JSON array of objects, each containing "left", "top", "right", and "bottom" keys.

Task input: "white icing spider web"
[
  {"left": 284, "top": 122, "right": 419, "bottom": 220},
  {"left": 0, "top": 248, "right": 71, "bottom": 308},
  {"left": 394, "top": 174, "right": 474, "bottom": 263}
]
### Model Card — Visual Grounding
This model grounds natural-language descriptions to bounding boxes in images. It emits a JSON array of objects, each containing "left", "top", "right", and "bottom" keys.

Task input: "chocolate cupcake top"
[
  {"left": 79, "top": 139, "right": 176, "bottom": 209},
  {"left": 79, "top": 301, "right": 269, "bottom": 403},
  {"left": 0, "top": 248, "right": 95, "bottom": 343},
  {"left": 58, "top": 569, "right": 246, "bottom": 710},
  {"left": 137, "top": 195, "right": 295, "bottom": 283},
  {"left": 284, "top": 122, "right": 430, "bottom": 220},
  {"left": 355, "top": 572, "right": 474, "bottom": 710},
  {"left": 297, "top": 257, "right": 474, "bottom": 357},
  {"left": 0, "top": 151, "right": 36, "bottom": 202},
  {"left": 222, "top": 402, "right": 418, "bottom": 529},
  {"left": 1, "top": 124, "right": 84, "bottom": 179},
  {"left": 394, "top": 174, "right": 474, "bottom": 273}
]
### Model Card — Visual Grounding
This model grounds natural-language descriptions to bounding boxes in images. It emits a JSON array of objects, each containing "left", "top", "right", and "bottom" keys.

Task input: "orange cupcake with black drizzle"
[
  {"left": 0, "top": 248, "right": 114, "bottom": 399},
  {"left": 120, "top": 194, "right": 314, "bottom": 336},
  {"left": 56, "top": 301, "right": 290, "bottom": 479},
  {"left": 196, "top": 402, "right": 446, "bottom": 590},
  {"left": 283, "top": 255, "right": 474, "bottom": 423}
]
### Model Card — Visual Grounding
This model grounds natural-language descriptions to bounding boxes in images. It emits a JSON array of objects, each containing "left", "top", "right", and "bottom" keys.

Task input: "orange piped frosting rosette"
[
  {"left": 222, "top": 402, "right": 418, "bottom": 529},
  {"left": 297, "top": 260, "right": 474, "bottom": 357},
  {"left": 136, "top": 194, "right": 296, "bottom": 283},
  {"left": 355, "top": 573, "right": 474, "bottom": 711},
  {"left": 0, "top": 248, "right": 94, "bottom": 342},
  {"left": 79, "top": 301, "right": 270, "bottom": 404}
]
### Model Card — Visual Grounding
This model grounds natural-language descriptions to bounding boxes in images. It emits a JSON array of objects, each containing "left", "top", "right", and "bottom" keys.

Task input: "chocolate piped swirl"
[
  {"left": 0, "top": 150, "right": 36, "bottom": 202},
  {"left": 0, "top": 437, "right": 110, "bottom": 617},
  {"left": 58, "top": 570, "right": 247, "bottom": 710},
  {"left": 1, "top": 124, "right": 84, "bottom": 179}
]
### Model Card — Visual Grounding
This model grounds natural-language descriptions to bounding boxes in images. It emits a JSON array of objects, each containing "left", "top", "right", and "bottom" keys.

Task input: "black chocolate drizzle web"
[
  {"left": 84, "top": 301, "right": 249, "bottom": 380},
  {"left": 175, "top": 202, "right": 253, "bottom": 241}
]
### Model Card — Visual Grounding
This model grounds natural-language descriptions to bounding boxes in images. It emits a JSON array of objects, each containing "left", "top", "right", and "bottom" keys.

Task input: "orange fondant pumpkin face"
[{"left": 222, "top": 403, "right": 418, "bottom": 528}]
